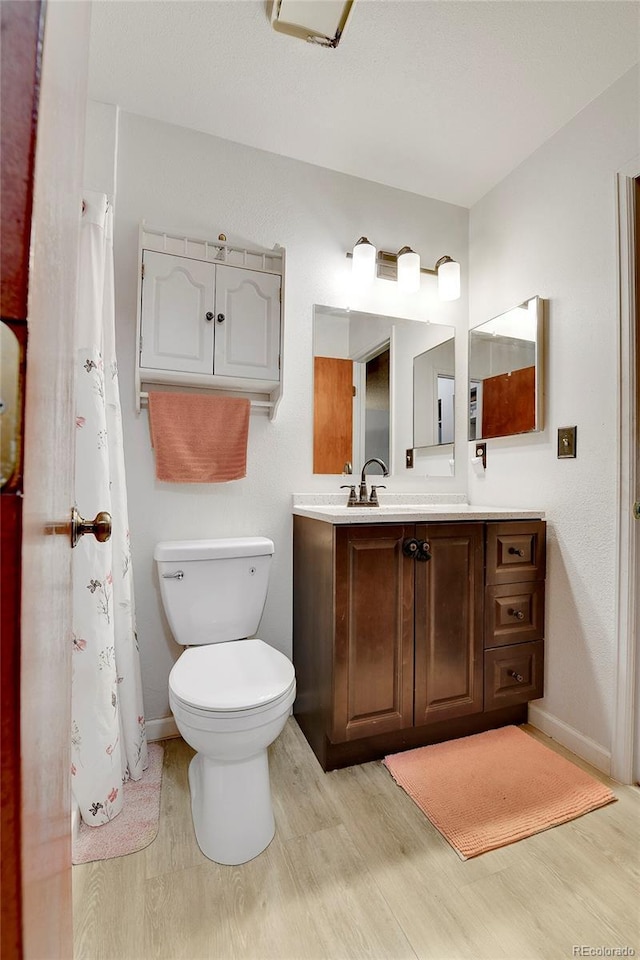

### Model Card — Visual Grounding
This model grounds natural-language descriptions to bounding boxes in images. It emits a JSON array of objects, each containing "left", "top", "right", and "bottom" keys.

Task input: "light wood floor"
[{"left": 73, "top": 719, "right": 639, "bottom": 960}]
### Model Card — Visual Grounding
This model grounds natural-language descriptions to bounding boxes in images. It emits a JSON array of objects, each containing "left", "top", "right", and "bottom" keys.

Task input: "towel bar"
[{"left": 138, "top": 391, "right": 274, "bottom": 412}]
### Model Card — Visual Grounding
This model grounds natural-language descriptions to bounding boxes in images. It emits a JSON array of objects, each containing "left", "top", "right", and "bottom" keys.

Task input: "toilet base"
[{"left": 188, "top": 749, "right": 275, "bottom": 865}]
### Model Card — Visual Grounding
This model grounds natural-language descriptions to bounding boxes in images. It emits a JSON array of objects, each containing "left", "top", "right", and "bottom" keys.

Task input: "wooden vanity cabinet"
[
  {"left": 294, "top": 516, "right": 539, "bottom": 771},
  {"left": 329, "top": 521, "right": 484, "bottom": 744}
]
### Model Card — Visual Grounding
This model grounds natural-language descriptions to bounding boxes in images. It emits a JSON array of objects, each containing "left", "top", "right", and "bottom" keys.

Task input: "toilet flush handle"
[{"left": 162, "top": 570, "right": 184, "bottom": 580}]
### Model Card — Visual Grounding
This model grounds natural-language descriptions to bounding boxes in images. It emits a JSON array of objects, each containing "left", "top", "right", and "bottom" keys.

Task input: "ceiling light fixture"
[
  {"left": 346, "top": 241, "right": 461, "bottom": 300},
  {"left": 270, "top": 0, "right": 355, "bottom": 48}
]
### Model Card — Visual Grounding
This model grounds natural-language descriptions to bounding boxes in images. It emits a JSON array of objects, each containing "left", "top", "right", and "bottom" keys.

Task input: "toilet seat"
[{"left": 169, "top": 638, "right": 295, "bottom": 713}]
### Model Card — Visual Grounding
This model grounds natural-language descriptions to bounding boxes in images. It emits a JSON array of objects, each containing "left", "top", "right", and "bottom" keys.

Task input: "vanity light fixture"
[
  {"left": 351, "top": 237, "right": 376, "bottom": 287},
  {"left": 347, "top": 241, "right": 461, "bottom": 300},
  {"left": 396, "top": 246, "right": 420, "bottom": 294}
]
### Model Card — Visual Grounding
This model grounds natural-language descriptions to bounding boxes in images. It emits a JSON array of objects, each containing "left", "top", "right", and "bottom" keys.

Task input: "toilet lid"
[{"left": 169, "top": 638, "right": 295, "bottom": 712}]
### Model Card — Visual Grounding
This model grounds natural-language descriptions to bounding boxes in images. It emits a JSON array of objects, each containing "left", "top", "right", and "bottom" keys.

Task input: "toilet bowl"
[{"left": 155, "top": 538, "right": 296, "bottom": 865}]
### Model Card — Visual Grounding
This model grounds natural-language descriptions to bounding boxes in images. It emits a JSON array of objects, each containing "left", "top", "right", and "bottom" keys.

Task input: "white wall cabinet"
[
  {"left": 136, "top": 226, "right": 285, "bottom": 418},
  {"left": 141, "top": 251, "right": 280, "bottom": 380}
]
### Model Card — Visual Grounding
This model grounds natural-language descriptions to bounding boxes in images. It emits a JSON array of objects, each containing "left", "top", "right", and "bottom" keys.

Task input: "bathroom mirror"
[
  {"left": 313, "top": 305, "right": 455, "bottom": 476},
  {"left": 468, "top": 296, "right": 544, "bottom": 441},
  {"left": 413, "top": 330, "right": 455, "bottom": 448}
]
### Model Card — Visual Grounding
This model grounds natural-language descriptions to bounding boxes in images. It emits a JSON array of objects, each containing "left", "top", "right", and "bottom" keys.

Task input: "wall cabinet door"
[
  {"left": 213, "top": 265, "right": 280, "bottom": 381},
  {"left": 414, "top": 523, "right": 484, "bottom": 725},
  {"left": 140, "top": 251, "right": 215, "bottom": 374},
  {"left": 332, "top": 525, "right": 414, "bottom": 742},
  {"left": 140, "top": 253, "right": 281, "bottom": 381}
]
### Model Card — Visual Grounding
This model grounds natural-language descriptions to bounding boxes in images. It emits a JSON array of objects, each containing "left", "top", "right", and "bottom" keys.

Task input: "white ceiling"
[{"left": 88, "top": 0, "right": 640, "bottom": 208}]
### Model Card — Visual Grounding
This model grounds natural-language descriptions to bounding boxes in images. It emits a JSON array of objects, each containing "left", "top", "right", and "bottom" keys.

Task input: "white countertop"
[{"left": 292, "top": 495, "right": 544, "bottom": 524}]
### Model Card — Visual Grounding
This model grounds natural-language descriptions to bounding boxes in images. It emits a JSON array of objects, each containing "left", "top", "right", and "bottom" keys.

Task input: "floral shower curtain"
[{"left": 71, "top": 191, "right": 148, "bottom": 825}]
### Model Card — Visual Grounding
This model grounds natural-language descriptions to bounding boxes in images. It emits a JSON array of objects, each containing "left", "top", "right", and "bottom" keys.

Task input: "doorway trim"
[{"left": 612, "top": 160, "right": 639, "bottom": 783}]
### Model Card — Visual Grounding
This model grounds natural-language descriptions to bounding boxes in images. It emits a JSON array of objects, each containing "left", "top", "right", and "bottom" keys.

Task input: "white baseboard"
[
  {"left": 528, "top": 704, "right": 611, "bottom": 776},
  {"left": 146, "top": 716, "right": 179, "bottom": 742}
]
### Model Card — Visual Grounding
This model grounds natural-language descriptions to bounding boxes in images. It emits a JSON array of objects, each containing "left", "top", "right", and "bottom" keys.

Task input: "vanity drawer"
[
  {"left": 486, "top": 521, "right": 546, "bottom": 585},
  {"left": 484, "top": 640, "right": 544, "bottom": 710},
  {"left": 485, "top": 582, "right": 545, "bottom": 648}
]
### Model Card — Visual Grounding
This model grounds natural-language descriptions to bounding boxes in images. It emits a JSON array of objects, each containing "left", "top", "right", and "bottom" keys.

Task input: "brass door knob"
[{"left": 71, "top": 507, "right": 112, "bottom": 548}]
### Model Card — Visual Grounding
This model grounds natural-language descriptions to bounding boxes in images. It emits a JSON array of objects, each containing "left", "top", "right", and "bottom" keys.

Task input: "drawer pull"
[
  {"left": 507, "top": 608, "right": 525, "bottom": 621},
  {"left": 507, "top": 670, "right": 524, "bottom": 683},
  {"left": 508, "top": 547, "right": 525, "bottom": 557}
]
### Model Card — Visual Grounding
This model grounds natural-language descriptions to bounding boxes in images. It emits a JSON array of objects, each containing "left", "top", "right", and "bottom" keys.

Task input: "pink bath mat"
[
  {"left": 73, "top": 743, "right": 164, "bottom": 864},
  {"left": 383, "top": 726, "right": 616, "bottom": 860}
]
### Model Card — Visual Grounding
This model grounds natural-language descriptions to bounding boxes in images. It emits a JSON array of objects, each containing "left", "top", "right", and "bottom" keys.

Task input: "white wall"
[
  {"left": 468, "top": 66, "right": 639, "bottom": 766},
  {"left": 110, "top": 110, "right": 468, "bottom": 723},
  {"left": 84, "top": 100, "right": 118, "bottom": 202}
]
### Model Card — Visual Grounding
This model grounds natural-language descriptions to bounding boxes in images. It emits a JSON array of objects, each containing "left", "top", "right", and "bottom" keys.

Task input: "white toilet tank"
[{"left": 154, "top": 537, "right": 274, "bottom": 646}]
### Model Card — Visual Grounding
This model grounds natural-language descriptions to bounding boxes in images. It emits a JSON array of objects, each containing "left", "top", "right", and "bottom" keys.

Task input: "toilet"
[{"left": 154, "top": 537, "right": 296, "bottom": 865}]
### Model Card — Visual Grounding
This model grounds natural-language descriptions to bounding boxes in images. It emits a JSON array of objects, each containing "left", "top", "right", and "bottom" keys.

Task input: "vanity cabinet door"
[
  {"left": 332, "top": 524, "right": 414, "bottom": 742},
  {"left": 140, "top": 251, "right": 215, "bottom": 375},
  {"left": 413, "top": 523, "right": 484, "bottom": 725},
  {"left": 213, "top": 265, "right": 281, "bottom": 381}
]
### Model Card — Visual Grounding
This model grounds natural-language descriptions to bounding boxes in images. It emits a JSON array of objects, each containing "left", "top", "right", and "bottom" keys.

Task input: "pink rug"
[
  {"left": 383, "top": 726, "right": 616, "bottom": 860},
  {"left": 73, "top": 743, "right": 164, "bottom": 864}
]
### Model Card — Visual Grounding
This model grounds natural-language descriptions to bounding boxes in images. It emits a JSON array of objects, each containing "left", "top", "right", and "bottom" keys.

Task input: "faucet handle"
[
  {"left": 369, "top": 484, "right": 386, "bottom": 505},
  {"left": 340, "top": 484, "right": 358, "bottom": 506}
]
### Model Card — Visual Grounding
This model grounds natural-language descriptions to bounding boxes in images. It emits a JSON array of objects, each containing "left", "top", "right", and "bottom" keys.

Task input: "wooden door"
[
  {"left": 213, "top": 264, "right": 281, "bottom": 380},
  {"left": 333, "top": 525, "right": 414, "bottom": 741},
  {"left": 0, "top": 2, "right": 90, "bottom": 957},
  {"left": 140, "top": 251, "right": 215, "bottom": 374},
  {"left": 414, "top": 523, "right": 484, "bottom": 725},
  {"left": 481, "top": 365, "right": 535, "bottom": 437},
  {"left": 313, "top": 356, "right": 353, "bottom": 473}
]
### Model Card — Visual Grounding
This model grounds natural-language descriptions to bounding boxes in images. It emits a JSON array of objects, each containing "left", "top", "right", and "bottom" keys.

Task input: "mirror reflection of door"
[
  {"left": 482, "top": 365, "right": 535, "bottom": 437},
  {"left": 437, "top": 374, "right": 455, "bottom": 445},
  {"left": 313, "top": 356, "right": 353, "bottom": 473},
  {"left": 363, "top": 346, "right": 390, "bottom": 465},
  {"left": 469, "top": 380, "right": 482, "bottom": 441}
]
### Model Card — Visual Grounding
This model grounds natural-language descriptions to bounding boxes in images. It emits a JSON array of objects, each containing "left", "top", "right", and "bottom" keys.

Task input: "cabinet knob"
[
  {"left": 416, "top": 539, "right": 432, "bottom": 562},
  {"left": 216, "top": 313, "right": 225, "bottom": 323},
  {"left": 205, "top": 311, "right": 214, "bottom": 322},
  {"left": 508, "top": 547, "right": 525, "bottom": 557},
  {"left": 402, "top": 538, "right": 419, "bottom": 558},
  {"left": 507, "top": 608, "right": 525, "bottom": 621},
  {"left": 507, "top": 670, "right": 524, "bottom": 683}
]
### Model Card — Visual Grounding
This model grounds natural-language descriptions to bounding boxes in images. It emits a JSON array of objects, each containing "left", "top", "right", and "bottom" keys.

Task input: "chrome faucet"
[{"left": 341, "top": 458, "right": 389, "bottom": 507}]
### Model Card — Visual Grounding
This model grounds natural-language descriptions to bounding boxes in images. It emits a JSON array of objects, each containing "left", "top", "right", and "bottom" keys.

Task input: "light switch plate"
[{"left": 557, "top": 426, "right": 577, "bottom": 458}]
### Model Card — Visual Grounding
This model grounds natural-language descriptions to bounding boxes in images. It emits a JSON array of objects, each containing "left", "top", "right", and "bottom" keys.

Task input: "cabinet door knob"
[
  {"left": 402, "top": 538, "right": 419, "bottom": 558},
  {"left": 415, "top": 540, "right": 432, "bottom": 562},
  {"left": 216, "top": 313, "right": 225, "bottom": 323},
  {"left": 507, "top": 670, "right": 524, "bottom": 683},
  {"left": 507, "top": 608, "right": 525, "bottom": 621},
  {"left": 205, "top": 311, "right": 214, "bottom": 321}
]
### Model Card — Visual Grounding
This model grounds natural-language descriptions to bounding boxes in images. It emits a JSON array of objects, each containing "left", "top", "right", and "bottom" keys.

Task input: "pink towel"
[{"left": 148, "top": 392, "right": 250, "bottom": 482}]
